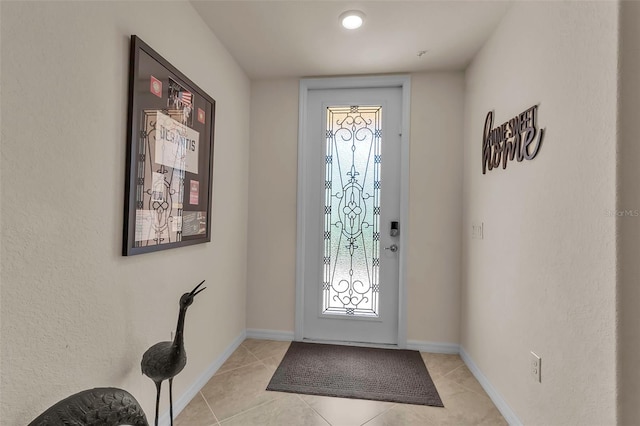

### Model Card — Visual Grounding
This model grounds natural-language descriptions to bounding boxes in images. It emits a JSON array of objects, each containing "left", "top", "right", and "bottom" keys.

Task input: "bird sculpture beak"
[{"left": 190, "top": 280, "right": 207, "bottom": 297}]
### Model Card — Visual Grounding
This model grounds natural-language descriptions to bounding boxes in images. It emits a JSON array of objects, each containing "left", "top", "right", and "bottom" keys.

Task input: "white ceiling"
[{"left": 191, "top": 0, "right": 512, "bottom": 80}]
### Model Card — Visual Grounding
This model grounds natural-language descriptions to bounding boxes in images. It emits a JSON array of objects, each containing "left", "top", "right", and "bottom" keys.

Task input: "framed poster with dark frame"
[{"left": 123, "top": 35, "right": 216, "bottom": 256}]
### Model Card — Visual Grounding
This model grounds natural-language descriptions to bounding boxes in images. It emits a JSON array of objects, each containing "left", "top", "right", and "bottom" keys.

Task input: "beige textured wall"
[
  {"left": 247, "top": 74, "right": 464, "bottom": 345},
  {"left": 246, "top": 79, "right": 299, "bottom": 332},
  {"left": 618, "top": 1, "right": 640, "bottom": 423},
  {"left": 462, "top": 2, "right": 618, "bottom": 424},
  {"left": 0, "top": 0, "right": 3, "bottom": 415},
  {"left": 407, "top": 73, "right": 463, "bottom": 344},
  {"left": 0, "top": 2, "right": 250, "bottom": 424}
]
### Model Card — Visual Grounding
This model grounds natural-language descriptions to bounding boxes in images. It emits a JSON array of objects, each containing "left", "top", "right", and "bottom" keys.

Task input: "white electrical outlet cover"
[{"left": 530, "top": 351, "right": 541, "bottom": 383}]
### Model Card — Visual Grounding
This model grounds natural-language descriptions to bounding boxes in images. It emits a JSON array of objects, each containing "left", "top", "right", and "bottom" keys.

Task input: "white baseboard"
[
  {"left": 459, "top": 346, "right": 522, "bottom": 426},
  {"left": 158, "top": 330, "right": 247, "bottom": 426},
  {"left": 406, "top": 339, "right": 460, "bottom": 354},
  {"left": 246, "top": 328, "right": 295, "bottom": 341}
]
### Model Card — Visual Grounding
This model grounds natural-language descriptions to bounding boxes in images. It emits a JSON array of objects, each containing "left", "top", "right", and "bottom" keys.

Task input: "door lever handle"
[{"left": 384, "top": 244, "right": 398, "bottom": 252}]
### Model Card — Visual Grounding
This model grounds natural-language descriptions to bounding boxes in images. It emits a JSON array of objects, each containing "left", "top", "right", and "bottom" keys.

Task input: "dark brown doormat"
[{"left": 266, "top": 341, "right": 444, "bottom": 407}]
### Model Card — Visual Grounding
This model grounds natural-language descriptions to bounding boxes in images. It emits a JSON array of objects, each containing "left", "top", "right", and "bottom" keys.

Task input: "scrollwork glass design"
[{"left": 323, "top": 105, "right": 382, "bottom": 317}]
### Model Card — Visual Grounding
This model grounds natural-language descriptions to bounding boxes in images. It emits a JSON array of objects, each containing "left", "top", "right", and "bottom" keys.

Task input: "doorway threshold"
[{"left": 301, "top": 337, "right": 400, "bottom": 350}]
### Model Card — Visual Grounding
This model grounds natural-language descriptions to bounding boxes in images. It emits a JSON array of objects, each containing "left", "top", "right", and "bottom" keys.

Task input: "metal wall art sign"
[{"left": 482, "top": 105, "right": 544, "bottom": 174}]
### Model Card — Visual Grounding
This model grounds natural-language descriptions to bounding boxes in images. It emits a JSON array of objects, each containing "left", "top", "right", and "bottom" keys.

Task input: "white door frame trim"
[{"left": 295, "top": 75, "right": 411, "bottom": 348}]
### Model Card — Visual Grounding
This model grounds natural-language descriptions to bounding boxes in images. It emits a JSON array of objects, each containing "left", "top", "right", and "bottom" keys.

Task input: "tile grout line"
[
  {"left": 420, "top": 354, "right": 465, "bottom": 375},
  {"left": 212, "top": 340, "right": 266, "bottom": 378},
  {"left": 440, "top": 367, "right": 490, "bottom": 398},
  {"left": 198, "top": 390, "right": 221, "bottom": 426},
  {"left": 241, "top": 341, "right": 271, "bottom": 365},
  {"left": 215, "top": 359, "right": 263, "bottom": 377},
  {"left": 243, "top": 340, "right": 292, "bottom": 374},
  {"left": 294, "top": 392, "right": 401, "bottom": 426},
  {"left": 206, "top": 340, "right": 281, "bottom": 424},
  {"left": 215, "top": 393, "right": 289, "bottom": 424},
  {"left": 239, "top": 342, "right": 263, "bottom": 364},
  {"left": 244, "top": 339, "right": 291, "bottom": 359},
  {"left": 359, "top": 403, "right": 399, "bottom": 426},
  {"left": 295, "top": 394, "right": 333, "bottom": 425},
  {"left": 442, "top": 363, "right": 466, "bottom": 377},
  {"left": 218, "top": 340, "right": 289, "bottom": 424},
  {"left": 241, "top": 341, "right": 278, "bottom": 374}
]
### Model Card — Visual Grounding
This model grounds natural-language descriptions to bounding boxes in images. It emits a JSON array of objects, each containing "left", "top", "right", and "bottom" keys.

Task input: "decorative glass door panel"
[
  {"left": 300, "top": 84, "right": 403, "bottom": 345},
  {"left": 323, "top": 105, "right": 382, "bottom": 317}
]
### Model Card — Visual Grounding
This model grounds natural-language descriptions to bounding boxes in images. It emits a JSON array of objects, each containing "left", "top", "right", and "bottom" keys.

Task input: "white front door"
[{"left": 298, "top": 81, "right": 405, "bottom": 345}]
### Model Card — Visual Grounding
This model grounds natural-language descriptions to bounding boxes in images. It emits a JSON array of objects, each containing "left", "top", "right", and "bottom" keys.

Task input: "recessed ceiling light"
[{"left": 340, "top": 10, "right": 365, "bottom": 30}]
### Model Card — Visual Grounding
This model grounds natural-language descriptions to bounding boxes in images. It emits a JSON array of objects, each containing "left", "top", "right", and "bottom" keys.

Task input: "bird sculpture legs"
[
  {"left": 151, "top": 379, "right": 175, "bottom": 426},
  {"left": 169, "top": 378, "right": 175, "bottom": 426},
  {"left": 154, "top": 380, "right": 162, "bottom": 426}
]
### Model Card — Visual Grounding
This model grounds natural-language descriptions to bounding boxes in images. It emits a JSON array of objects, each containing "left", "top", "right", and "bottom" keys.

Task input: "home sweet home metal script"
[{"left": 482, "top": 105, "right": 544, "bottom": 174}]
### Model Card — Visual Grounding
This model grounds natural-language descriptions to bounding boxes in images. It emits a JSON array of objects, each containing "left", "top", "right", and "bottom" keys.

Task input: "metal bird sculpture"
[
  {"left": 141, "top": 280, "right": 206, "bottom": 426},
  {"left": 28, "top": 387, "right": 149, "bottom": 426}
]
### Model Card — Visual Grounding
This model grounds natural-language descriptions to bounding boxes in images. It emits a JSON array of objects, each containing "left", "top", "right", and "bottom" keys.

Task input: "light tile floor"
[{"left": 175, "top": 339, "right": 507, "bottom": 426}]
